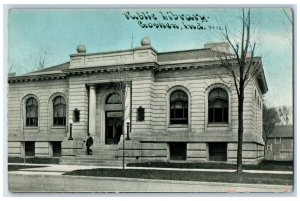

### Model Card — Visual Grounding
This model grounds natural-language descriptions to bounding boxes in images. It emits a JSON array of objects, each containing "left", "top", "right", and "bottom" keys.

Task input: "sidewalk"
[
  {"left": 8, "top": 163, "right": 293, "bottom": 175},
  {"left": 8, "top": 173, "right": 292, "bottom": 193},
  {"left": 8, "top": 163, "right": 293, "bottom": 192}
]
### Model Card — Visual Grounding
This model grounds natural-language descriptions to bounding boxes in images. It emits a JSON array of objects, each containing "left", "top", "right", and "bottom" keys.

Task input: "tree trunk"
[
  {"left": 237, "top": 85, "right": 244, "bottom": 173},
  {"left": 263, "top": 138, "right": 268, "bottom": 159}
]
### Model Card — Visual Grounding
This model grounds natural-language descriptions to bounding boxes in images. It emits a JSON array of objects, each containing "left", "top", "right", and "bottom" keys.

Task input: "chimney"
[{"left": 204, "top": 42, "right": 230, "bottom": 53}]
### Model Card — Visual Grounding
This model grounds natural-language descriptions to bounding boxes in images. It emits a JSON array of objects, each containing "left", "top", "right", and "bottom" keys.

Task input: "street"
[{"left": 8, "top": 171, "right": 292, "bottom": 193}]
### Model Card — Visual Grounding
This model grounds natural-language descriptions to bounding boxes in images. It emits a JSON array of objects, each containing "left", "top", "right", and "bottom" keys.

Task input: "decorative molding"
[{"left": 8, "top": 73, "right": 67, "bottom": 83}]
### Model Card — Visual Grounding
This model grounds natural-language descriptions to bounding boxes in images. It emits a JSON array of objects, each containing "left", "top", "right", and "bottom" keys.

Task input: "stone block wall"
[
  {"left": 61, "top": 138, "right": 84, "bottom": 156},
  {"left": 227, "top": 142, "right": 264, "bottom": 164},
  {"left": 8, "top": 142, "right": 23, "bottom": 157},
  {"left": 118, "top": 140, "right": 264, "bottom": 165},
  {"left": 117, "top": 137, "right": 168, "bottom": 163},
  {"left": 186, "top": 143, "right": 207, "bottom": 162},
  {"left": 35, "top": 142, "right": 51, "bottom": 157}
]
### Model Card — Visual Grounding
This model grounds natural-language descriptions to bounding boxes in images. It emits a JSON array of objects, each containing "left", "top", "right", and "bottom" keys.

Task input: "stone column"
[
  {"left": 89, "top": 84, "right": 96, "bottom": 138},
  {"left": 124, "top": 82, "right": 131, "bottom": 135}
]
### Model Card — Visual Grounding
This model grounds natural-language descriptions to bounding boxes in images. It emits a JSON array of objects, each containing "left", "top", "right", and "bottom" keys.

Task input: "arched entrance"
[{"left": 105, "top": 93, "right": 123, "bottom": 144}]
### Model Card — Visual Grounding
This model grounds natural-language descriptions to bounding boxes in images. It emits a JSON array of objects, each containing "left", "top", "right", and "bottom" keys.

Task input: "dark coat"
[{"left": 86, "top": 136, "right": 93, "bottom": 147}]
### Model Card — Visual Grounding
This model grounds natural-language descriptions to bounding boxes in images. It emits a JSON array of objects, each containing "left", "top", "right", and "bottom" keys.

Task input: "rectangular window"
[
  {"left": 209, "top": 108, "right": 228, "bottom": 123},
  {"left": 209, "top": 108, "right": 214, "bottom": 122},
  {"left": 52, "top": 142, "right": 61, "bottom": 157},
  {"left": 25, "top": 141, "right": 35, "bottom": 156},
  {"left": 26, "top": 117, "right": 38, "bottom": 126},
  {"left": 53, "top": 117, "right": 66, "bottom": 126},
  {"left": 169, "top": 142, "right": 187, "bottom": 160},
  {"left": 137, "top": 107, "right": 145, "bottom": 121},
  {"left": 275, "top": 138, "right": 281, "bottom": 144},
  {"left": 74, "top": 109, "right": 80, "bottom": 122},
  {"left": 224, "top": 108, "right": 228, "bottom": 122},
  {"left": 170, "top": 107, "right": 189, "bottom": 124},
  {"left": 209, "top": 143, "right": 227, "bottom": 161},
  {"left": 214, "top": 108, "right": 223, "bottom": 122}
]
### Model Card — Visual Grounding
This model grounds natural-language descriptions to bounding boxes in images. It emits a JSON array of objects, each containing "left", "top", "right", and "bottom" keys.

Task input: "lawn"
[
  {"left": 8, "top": 165, "right": 47, "bottom": 172},
  {"left": 127, "top": 160, "right": 293, "bottom": 171},
  {"left": 64, "top": 168, "right": 293, "bottom": 185},
  {"left": 8, "top": 157, "right": 60, "bottom": 164}
]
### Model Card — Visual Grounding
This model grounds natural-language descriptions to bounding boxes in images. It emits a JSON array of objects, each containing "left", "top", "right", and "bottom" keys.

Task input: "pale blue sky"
[{"left": 8, "top": 8, "right": 293, "bottom": 107}]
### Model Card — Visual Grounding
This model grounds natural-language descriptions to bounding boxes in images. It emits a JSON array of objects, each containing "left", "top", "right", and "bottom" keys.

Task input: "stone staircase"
[{"left": 60, "top": 144, "right": 122, "bottom": 167}]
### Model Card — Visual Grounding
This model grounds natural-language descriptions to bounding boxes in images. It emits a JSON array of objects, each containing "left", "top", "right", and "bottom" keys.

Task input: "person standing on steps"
[{"left": 85, "top": 132, "right": 93, "bottom": 155}]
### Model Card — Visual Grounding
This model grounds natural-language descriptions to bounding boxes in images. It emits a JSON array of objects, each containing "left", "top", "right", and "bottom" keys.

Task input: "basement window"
[
  {"left": 208, "top": 142, "right": 227, "bottom": 161},
  {"left": 25, "top": 141, "right": 35, "bottom": 157},
  {"left": 52, "top": 141, "right": 61, "bottom": 157},
  {"left": 169, "top": 142, "right": 187, "bottom": 161}
]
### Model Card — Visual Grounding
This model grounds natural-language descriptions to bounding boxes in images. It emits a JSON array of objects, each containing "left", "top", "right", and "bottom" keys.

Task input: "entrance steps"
[{"left": 60, "top": 144, "right": 122, "bottom": 167}]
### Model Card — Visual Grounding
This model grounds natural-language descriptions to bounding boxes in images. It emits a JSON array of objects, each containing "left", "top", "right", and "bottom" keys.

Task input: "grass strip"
[
  {"left": 127, "top": 161, "right": 293, "bottom": 171},
  {"left": 8, "top": 165, "right": 47, "bottom": 172},
  {"left": 8, "top": 157, "right": 60, "bottom": 164},
  {"left": 64, "top": 168, "right": 293, "bottom": 185}
]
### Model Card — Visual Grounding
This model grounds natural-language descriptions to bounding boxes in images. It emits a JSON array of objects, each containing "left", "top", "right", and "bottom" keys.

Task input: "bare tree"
[
  {"left": 218, "top": 9, "right": 262, "bottom": 173},
  {"left": 109, "top": 66, "right": 131, "bottom": 170},
  {"left": 111, "top": 66, "right": 131, "bottom": 127},
  {"left": 282, "top": 8, "right": 293, "bottom": 46},
  {"left": 29, "top": 49, "right": 48, "bottom": 72},
  {"left": 278, "top": 106, "right": 292, "bottom": 125},
  {"left": 283, "top": 8, "right": 293, "bottom": 25},
  {"left": 9, "top": 58, "right": 18, "bottom": 74},
  {"left": 263, "top": 104, "right": 281, "bottom": 156}
]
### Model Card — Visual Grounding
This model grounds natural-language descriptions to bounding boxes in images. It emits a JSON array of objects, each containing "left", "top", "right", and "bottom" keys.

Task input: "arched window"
[
  {"left": 53, "top": 96, "right": 66, "bottom": 126},
  {"left": 26, "top": 98, "right": 38, "bottom": 126},
  {"left": 208, "top": 88, "right": 228, "bottom": 123},
  {"left": 170, "top": 90, "right": 188, "bottom": 124},
  {"left": 106, "top": 93, "right": 121, "bottom": 104}
]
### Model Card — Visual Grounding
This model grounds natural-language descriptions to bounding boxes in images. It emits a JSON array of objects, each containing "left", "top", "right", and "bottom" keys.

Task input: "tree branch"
[
  {"left": 283, "top": 8, "right": 293, "bottom": 25},
  {"left": 243, "top": 43, "right": 256, "bottom": 81}
]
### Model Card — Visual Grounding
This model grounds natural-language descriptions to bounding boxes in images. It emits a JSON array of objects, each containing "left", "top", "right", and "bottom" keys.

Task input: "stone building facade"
[{"left": 8, "top": 37, "right": 267, "bottom": 165}]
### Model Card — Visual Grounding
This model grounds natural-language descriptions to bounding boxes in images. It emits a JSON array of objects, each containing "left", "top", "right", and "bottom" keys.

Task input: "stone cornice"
[
  {"left": 157, "top": 59, "right": 221, "bottom": 71},
  {"left": 8, "top": 73, "right": 67, "bottom": 83},
  {"left": 62, "top": 62, "right": 159, "bottom": 76},
  {"left": 7, "top": 57, "right": 267, "bottom": 94}
]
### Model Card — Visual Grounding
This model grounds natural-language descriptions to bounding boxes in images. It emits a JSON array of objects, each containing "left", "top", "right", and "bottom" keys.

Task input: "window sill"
[
  {"left": 207, "top": 123, "right": 229, "bottom": 127},
  {"left": 167, "top": 124, "right": 189, "bottom": 132},
  {"left": 168, "top": 124, "right": 188, "bottom": 128},
  {"left": 24, "top": 126, "right": 38, "bottom": 130},
  {"left": 51, "top": 126, "right": 66, "bottom": 129}
]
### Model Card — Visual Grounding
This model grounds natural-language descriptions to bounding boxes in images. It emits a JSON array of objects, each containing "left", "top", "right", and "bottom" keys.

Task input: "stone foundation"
[
  {"left": 8, "top": 141, "right": 23, "bottom": 157},
  {"left": 61, "top": 138, "right": 84, "bottom": 156},
  {"left": 116, "top": 139, "right": 264, "bottom": 165},
  {"left": 8, "top": 141, "right": 65, "bottom": 157}
]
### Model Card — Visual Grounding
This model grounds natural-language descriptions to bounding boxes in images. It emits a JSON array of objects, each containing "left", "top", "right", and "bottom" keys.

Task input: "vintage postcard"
[{"left": 6, "top": 7, "right": 294, "bottom": 193}]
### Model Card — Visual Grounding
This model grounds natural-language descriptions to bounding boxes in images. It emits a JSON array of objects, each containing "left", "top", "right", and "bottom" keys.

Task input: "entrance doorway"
[
  {"left": 105, "top": 111, "right": 123, "bottom": 144},
  {"left": 104, "top": 92, "right": 124, "bottom": 145}
]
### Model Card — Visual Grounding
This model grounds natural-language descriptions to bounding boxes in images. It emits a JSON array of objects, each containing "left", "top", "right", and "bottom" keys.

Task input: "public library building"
[{"left": 8, "top": 37, "right": 267, "bottom": 165}]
